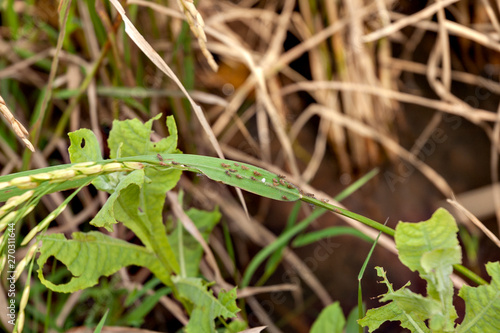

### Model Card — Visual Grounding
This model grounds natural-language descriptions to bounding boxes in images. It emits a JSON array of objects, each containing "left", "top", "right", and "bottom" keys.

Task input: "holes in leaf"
[
  {"left": 42, "top": 256, "right": 74, "bottom": 285},
  {"left": 80, "top": 138, "right": 86, "bottom": 149}
]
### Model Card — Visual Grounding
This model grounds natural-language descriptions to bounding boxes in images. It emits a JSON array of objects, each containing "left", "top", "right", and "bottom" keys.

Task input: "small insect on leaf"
[
  {"left": 171, "top": 161, "right": 180, "bottom": 165},
  {"left": 228, "top": 169, "right": 237, "bottom": 173},
  {"left": 159, "top": 162, "right": 168, "bottom": 166},
  {"left": 225, "top": 170, "right": 232, "bottom": 177},
  {"left": 279, "top": 179, "right": 286, "bottom": 186},
  {"left": 282, "top": 195, "right": 289, "bottom": 200},
  {"left": 236, "top": 175, "right": 243, "bottom": 179},
  {"left": 287, "top": 183, "right": 295, "bottom": 189},
  {"left": 253, "top": 171, "right": 262, "bottom": 176},
  {"left": 278, "top": 174, "right": 286, "bottom": 179},
  {"left": 157, "top": 153, "right": 164, "bottom": 161},
  {"left": 234, "top": 163, "right": 240, "bottom": 167},
  {"left": 321, "top": 198, "right": 329, "bottom": 203},
  {"left": 221, "top": 163, "right": 231, "bottom": 168},
  {"left": 250, "top": 176, "right": 257, "bottom": 181},
  {"left": 241, "top": 165, "right": 249, "bottom": 170}
]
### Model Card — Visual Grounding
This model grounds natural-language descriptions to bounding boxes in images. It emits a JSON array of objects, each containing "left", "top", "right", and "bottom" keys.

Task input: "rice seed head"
[{"left": 50, "top": 169, "right": 77, "bottom": 181}]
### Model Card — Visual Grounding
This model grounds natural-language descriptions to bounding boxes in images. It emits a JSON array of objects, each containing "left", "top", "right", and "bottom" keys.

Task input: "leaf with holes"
[{"left": 36, "top": 232, "right": 169, "bottom": 292}]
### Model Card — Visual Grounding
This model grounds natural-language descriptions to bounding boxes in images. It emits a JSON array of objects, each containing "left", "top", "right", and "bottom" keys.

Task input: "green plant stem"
[
  {"left": 300, "top": 196, "right": 487, "bottom": 286},
  {"left": 301, "top": 196, "right": 395, "bottom": 237},
  {"left": 453, "top": 263, "right": 487, "bottom": 285}
]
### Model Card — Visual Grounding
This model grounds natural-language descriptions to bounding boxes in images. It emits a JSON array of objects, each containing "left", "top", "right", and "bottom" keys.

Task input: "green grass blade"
[
  {"left": 334, "top": 168, "right": 379, "bottom": 202},
  {"left": 93, "top": 309, "right": 109, "bottom": 333},
  {"left": 257, "top": 202, "right": 302, "bottom": 286},
  {"left": 292, "top": 226, "right": 373, "bottom": 247},
  {"left": 240, "top": 208, "right": 326, "bottom": 288},
  {"left": 357, "top": 221, "right": 386, "bottom": 333}
]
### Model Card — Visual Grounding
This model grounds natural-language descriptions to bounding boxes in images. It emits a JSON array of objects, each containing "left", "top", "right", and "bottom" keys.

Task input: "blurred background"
[{"left": 1, "top": 0, "right": 500, "bottom": 332}]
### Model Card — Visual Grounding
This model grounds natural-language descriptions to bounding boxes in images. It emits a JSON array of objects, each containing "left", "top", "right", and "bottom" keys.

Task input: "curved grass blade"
[
  {"left": 292, "top": 226, "right": 373, "bottom": 247},
  {"left": 240, "top": 208, "right": 326, "bottom": 288}
]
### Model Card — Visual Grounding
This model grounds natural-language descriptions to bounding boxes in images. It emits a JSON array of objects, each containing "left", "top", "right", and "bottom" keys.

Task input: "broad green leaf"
[
  {"left": 222, "top": 320, "right": 248, "bottom": 332},
  {"left": 168, "top": 207, "right": 221, "bottom": 277},
  {"left": 395, "top": 208, "right": 461, "bottom": 274},
  {"left": 98, "top": 115, "right": 182, "bottom": 279},
  {"left": 108, "top": 114, "right": 179, "bottom": 158},
  {"left": 68, "top": 127, "right": 113, "bottom": 192},
  {"left": 68, "top": 129, "right": 102, "bottom": 162},
  {"left": 218, "top": 287, "right": 239, "bottom": 314},
  {"left": 358, "top": 267, "right": 430, "bottom": 333},
  {"left": 310, "top": 302, "right": 345, "bottom": 333},
  {"left": 37, "top": 232, "right": 167, "bottom": 293},
  {"left": 395, "top": 208, "right": 460, "bottom": 330},
  {"left": 457, "top": 261, "right": 500, "bottom": 333},
  {"left": 172, "top": 276, "right": 239, "bottom": 333},
  {"left": 90, "top": 170, "right": 144, "bottom": 232}
]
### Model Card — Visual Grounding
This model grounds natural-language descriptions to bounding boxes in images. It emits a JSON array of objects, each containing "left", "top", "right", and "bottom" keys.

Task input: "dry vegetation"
[{"left": 1, "top": 0, "right": 500, "bottom": 332}]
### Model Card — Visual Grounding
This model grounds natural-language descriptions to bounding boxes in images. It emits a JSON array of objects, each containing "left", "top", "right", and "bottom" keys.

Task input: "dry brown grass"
[{"left": 1, "top": 0, "right": 500, "bottom": 331}]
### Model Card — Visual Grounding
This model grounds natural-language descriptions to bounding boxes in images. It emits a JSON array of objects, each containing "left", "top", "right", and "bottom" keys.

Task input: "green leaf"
[
  {"left": 68, "top": 128, "right": 114, "bottom": 192},
  {"left": 218, "top": 287, "right": 239, "bottom": 314},
  {"left": 37, "top": 232, "right": 166, "bottom": 293},
  {"left": 222, "top": 320, "right": 248, "bottom": 333},
  {"left": 395, "top": 208, "right": 460, "bottom": 330},
  {"left": 395, "top": 208, "right": 461, "bottom": 274},
  {"left": 361, "top": 209, "right": 463, "bottom": 332},
  {"left": 310, "top": 302, "right": 345, "bottom": 333},
  {"left": 158, "top": 154, "right": 301, "bottom": 202},
  {"left": 168, "top": 207, "right": 221, "bottom": 277},
  {"left": 108, "top": 114, "right": 179, "bottom": 158},
  {"left": 172, "top": 276, "right": 239, "bottom": 333},
  {"left": 90, "top": 170, "right": 144, "bottom": 233},
  {"left": 97, "top": 115, "right": 182, "bottom": 280},
  {"left": 457, "top": 261, "right": 500, "bottom": 333},
  {"left": 358, "top": 267, "right": 430, "bottom": 333},
  {"left": 68, "top": 129, "right": 102, "bottom": 162}
]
